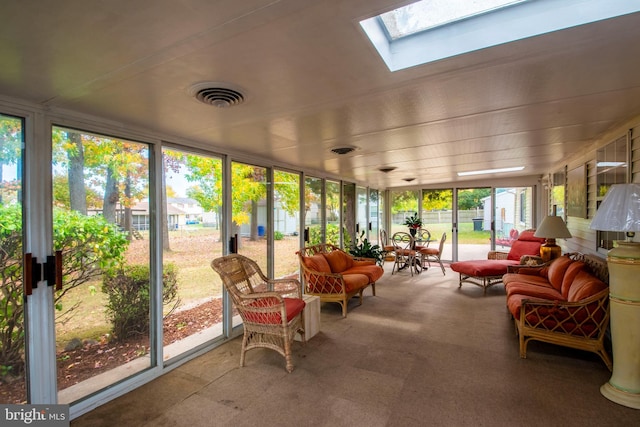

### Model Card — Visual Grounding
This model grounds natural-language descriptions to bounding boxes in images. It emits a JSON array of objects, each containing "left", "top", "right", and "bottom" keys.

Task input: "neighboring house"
[
  {"left": 239, "top": 199, "right": 299, "bottom": 237},
  {"left": 127, "top": 197, "right": 204, "bottom": 230},
  {"left": 482, "top": 188, "right": 532, "bottom": 239}
]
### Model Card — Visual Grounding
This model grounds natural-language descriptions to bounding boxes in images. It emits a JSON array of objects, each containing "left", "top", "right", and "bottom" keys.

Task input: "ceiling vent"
[
  {"left": 403, "top": 177, "right": 416, "bottom": 182},
  {"left": 331, "top": 146, "right": 357, "bottom": 155},
  {"left": 190, "top": 82, "right": 245, "bottom": 108},
  {"left": 379, "top": 167, "right": 397, "bottom": 173}
]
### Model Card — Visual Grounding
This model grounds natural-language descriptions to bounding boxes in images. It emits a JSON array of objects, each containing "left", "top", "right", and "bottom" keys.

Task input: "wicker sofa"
[
  {"left": 297, "top": 244, "right": 383, "bottom": 317},
  {"left": 503, "top": 253, "right": 611, "bottom": 370}
]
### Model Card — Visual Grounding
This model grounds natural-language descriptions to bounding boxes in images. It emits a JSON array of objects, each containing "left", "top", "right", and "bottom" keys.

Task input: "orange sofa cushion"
[
  {"left": 342, "top": 265, "right": 384, "bottom": 283},
  {"left": 506, "top": 230, "right": 546, "bottom": 261},
  {"left": 505, "top": 283, "right": 563, "bottom": 300},
  {"left": 450, "top": 259, "right": 516, "bottom": 277},
  {"left": 561, "top": 261, "right": 585, "bottom": 299},
  {"left": 503, "top": 273, "right": 554, "bottom": 289},
  {"left": 303, "top": 253, "right": 332, "bottom": 274},
  {"left": 323, "top": 250, "right": 354, "bottom": 273},
  {"left": 567, "top": 270, "right": 607, "bottom": 302},
  {"left": 546, "top": 256, "right": 573, "bottom": 291},
  {"left": 341, "top": 273, "right": 370, "bottom": 292}
]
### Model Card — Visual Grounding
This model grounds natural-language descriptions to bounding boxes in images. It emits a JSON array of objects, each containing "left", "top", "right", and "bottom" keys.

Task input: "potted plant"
[
  {"left": 404, "top": 213, "right": 422, "bottom": 236},
  {"left": 349, "top": 231, "right": 384, "bottom": 265}
]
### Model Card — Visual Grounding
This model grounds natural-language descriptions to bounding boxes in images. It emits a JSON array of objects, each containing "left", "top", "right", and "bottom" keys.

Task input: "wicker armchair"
[{"left": 211, "top": 254, "right": 305, "bottom": 373}]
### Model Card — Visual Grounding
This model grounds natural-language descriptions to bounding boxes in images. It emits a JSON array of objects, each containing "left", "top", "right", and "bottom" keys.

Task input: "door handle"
[{"left": 23, "top": 251, "right": 63, "bottom": 295}]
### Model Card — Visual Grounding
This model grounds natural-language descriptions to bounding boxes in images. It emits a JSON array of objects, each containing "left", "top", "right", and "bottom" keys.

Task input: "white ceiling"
[{"left": 2, "top": 0, "right": 640, "bottom": 188}]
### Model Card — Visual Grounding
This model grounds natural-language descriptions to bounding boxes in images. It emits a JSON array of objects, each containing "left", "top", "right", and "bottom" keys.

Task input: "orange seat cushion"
[
  {"left": 505, "top": 283, "right": 563, "bottom": 300},
  {"left": 245, "top": 297, "right": 305, "bottom": 324},
  {"left": 342, "top": 265, "right": 384, "bottom": 283},
  {"left": 503, "top": 273, "right": 554, "bottom": 289},
  {"left": 341, "top": 273, "right": 370, "bottom": 292},
  {"left": 450, "top": 259, "right": 516, "bottom": 277}
]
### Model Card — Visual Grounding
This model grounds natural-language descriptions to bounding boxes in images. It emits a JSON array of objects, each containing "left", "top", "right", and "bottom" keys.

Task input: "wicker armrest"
[
  {"left": 269, "top": 277, "right": 303, "bottom": 298},
  {"left": 487, "top": 251, "right": 508, "bottom": 260},
  {"left": 507, "top": 263, "right": 547, "bottom": 274}
]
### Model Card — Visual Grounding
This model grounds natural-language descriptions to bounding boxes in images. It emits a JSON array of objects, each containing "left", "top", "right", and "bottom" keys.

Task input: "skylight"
[
  {"left": 379, "top": 0, "right": 527, "bottom": 40},
  {"left": 360, "top": 0, "right": 640, "bottom": 72}
]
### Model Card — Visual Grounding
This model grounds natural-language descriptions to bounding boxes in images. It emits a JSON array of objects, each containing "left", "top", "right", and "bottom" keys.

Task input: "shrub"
[
  {"left": 102, "top": 263, "right": 179, "bottom": 341},
  {"left": 0, "top": 205, "right": 129, "bottom": 376},
  {"left": 274, "top": 230, "right": 284, "bottom": 240},
  {"left": 308, "top": 223, "right": 340, "bottom": 245}
]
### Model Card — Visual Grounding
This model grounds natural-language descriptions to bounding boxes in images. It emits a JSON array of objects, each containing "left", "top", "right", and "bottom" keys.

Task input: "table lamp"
[
  {"left": 590, "top": 183, "right": 640, "bottom": 409},
  {"left": 534, "top": 214, "right": 572, "bottom": 262}
]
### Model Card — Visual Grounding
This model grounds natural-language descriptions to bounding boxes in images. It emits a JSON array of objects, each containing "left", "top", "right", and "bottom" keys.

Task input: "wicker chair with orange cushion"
[
  {"left": 449, "top": 229, "right": 545, "bottom": 294},
  {"left": 297, "top": 244, "right": 383, "bottom": 317},
  {"left": 211, "top": 254, "right": 306, "bottom": 373}
]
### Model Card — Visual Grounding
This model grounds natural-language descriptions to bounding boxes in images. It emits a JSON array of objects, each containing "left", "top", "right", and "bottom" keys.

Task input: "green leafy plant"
[
  {"left": 308, "top": 223, "right": 340, "bottom": 246},
  {"left": 274, "top": 230, "right": 284, "bottom": 240},
  {"left": 102, "top": 263, "right": 179, "bottom": 341},
  {"left": 349, "top": 231, "right": 383, "bottom": 265},
  {"left": 403, "top": 212, "right": 422, "bottom": 229},
  {"left": 0, "top": 205, "right": 129, "bottom": 376}
]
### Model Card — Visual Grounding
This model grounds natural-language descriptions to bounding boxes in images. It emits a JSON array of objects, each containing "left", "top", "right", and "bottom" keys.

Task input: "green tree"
[
  {"left": 457, "top": 189, "right": 490, "bottom": 210},
  {"left": 422, "top": 189, "right": 453, "bottom": 211},
  {"left": 0, "top": 116, "right": 22, "bottom": 205}
]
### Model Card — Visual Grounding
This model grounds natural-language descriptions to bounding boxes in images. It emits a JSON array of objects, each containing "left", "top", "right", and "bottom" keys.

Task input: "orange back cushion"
[
  {"left": 567, "top": 270, "right": 607, "bottom": 302},
  {"left": 561, "top": 261, "right": 585, "bottom": 299},
  {"left": 546, "top": 256, "right": 573, "bottom": 291},
  {"left": 507, "top": 230, "right": 546, "bottom": 261},
  {"left": 303, "top": 253, "right": 332, "bottom": 273},
  {"left": 323, "top": 250, "right": 354, "bottom": 273}
]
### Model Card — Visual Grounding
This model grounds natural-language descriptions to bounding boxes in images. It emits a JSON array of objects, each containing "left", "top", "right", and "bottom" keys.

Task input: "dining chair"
[
  {"left": 379, "top": 229, "right": 396, "bottom": 265},
  {"left": 391, "top": 231, "right": 418, "bottom": 276},
  {"left": 414, "top": 229, "right": 432, "bottom": 251},
  {"left": 418, "top": 232, "right": 447, "bottom": 275}
]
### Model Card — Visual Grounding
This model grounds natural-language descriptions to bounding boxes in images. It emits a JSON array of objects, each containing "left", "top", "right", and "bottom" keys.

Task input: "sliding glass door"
[
  {"left": 455, "top": 188, "right": 491, "bottom": 261},
  {"left": 161, "top": 148, "right": 224, "bottom": 362},
  {"left": 273, "top": 169, "right": 300, "bottom": 278},
  {"left": 52, "top": 126, "right": 152, "bottom": 403}
]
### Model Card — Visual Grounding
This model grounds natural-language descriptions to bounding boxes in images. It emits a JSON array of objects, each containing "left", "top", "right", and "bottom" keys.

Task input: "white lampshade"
[
  {"left": 534, "top": 216, "right": 572, "bottom": 239},
  {"left": 590, "top": 183, "right": 640, "bottom": 232}
]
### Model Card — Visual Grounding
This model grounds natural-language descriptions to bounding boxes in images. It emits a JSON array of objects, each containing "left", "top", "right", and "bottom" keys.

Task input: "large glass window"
[
  {"left": 52, "top": 126, "right": 152, "bottom": 403},
  {"left": 390, "top": 190, "right": 419, "bottom": 236},
  {"left": 161, "top": 148, "right": 224, "bottom": 363},
  {"left": 595, "top": 136, "right": 628, "bottom": 250},
  {"left": 231, "top": 162, "right": 268, "bottom": 273},
  {"left": 0, "top": 114, "right": 25, "bottom": 404},
  {"left": 304, "top": 176, "right": 323, "bottom": 245},
  {"left": 325, "top": 180, "right": 340, "bottom": 246},
  {"left": 422, "top": 189, "right": 452, "bottom": 261},
  {"left": 273, "top": 169, "right": 300, "bottom": 278}
]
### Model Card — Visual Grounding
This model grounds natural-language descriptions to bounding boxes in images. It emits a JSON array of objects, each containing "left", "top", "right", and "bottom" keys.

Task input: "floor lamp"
[{"left": 590, "top": 183, "right": 640, "bottom": 409}]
